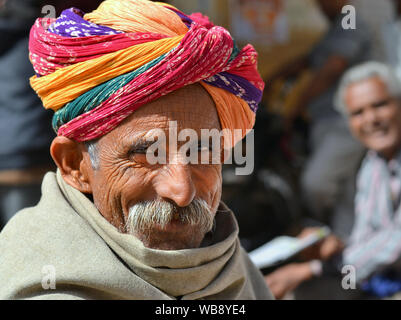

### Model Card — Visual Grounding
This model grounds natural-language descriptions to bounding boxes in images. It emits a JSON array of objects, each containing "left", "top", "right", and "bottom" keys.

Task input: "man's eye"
[
  {"left": 350, "top": 109, "right": 363, "bottom": 117},
  {"left": 128, "top": 146, "right": 149, "bottom": 156},
  {"left": 373, "top": 99, "right": 391, "bottom": 108},
  {"left": 133, "top": 147, "right": 148, "bottom": 154}
]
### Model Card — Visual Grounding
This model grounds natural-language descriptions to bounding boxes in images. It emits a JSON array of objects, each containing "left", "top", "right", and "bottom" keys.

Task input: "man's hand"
[
  {"left": 297, "top": 227, "right": 345, "bottom": 261},
  {"left": 265, "top": 262, "right": 314, "bottom": 299}
]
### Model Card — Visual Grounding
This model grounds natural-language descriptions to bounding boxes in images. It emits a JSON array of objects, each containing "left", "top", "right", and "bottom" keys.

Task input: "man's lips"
[{"left": 363, "top": 127, "right": 389, "bottom": 138}]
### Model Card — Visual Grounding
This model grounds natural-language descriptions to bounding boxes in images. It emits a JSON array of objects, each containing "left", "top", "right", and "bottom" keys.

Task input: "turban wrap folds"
[{"left": 28, "top": 0, "right": 265, "bottom": 144}]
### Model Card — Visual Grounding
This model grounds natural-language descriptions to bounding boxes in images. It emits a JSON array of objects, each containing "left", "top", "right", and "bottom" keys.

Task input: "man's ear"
[{"left": 50, "top": 136, "right": 93, "bottom": 194}]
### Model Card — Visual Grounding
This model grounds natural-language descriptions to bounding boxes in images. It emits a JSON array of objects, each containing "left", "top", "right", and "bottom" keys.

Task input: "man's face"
[
  {"left": 81, "top": 84, "right": 223, "bottom": 250},
  {"left": 345, "top": 76, "right": 401, "bottom": 159}
]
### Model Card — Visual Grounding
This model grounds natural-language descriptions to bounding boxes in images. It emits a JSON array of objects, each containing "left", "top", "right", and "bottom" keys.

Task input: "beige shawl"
[{"left": 0, "top": 171, "right": 273, "bottom": 300}]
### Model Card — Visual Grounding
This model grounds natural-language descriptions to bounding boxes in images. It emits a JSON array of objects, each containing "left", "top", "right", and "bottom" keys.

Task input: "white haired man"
[{"left": 266, "top": 61, "right": 401, "bottom": 300}]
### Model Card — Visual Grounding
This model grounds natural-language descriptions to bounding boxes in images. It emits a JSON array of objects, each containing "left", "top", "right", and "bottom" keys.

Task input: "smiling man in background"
[
  {"left": 0, "top": 0, "right": 272, "bottom": 300},
  {"left": 338, "top": 62, "right": 401, "bottom": 295},
  {"left": 266, "top": 61, "right": 401, "bottom": 299}
]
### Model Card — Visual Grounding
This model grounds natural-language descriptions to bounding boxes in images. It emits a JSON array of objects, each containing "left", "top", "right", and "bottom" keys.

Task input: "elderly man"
[
  {"left": 0, "top": 0, "right": 272, "bottom": 300},
  {"left": 266, "top": 61, "right": 401, "bottom": 299}
]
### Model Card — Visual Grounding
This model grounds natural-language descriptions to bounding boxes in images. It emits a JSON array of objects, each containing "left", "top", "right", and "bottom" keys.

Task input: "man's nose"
[
  {"left": 153, "top": 164, "right": 196, "bottom": 207},
  {"left": 363, "top": 108, "right": 379, "bottom": 125}
]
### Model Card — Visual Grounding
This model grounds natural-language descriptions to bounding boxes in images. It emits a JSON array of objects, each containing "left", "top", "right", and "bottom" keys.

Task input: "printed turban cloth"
[{"left": 28, "top": 0, "right": 265, "bottom": 144}]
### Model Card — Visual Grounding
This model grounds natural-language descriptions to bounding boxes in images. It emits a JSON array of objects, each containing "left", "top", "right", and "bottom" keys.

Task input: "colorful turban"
[{"left": 28, "top": 0, "right": 264, "bottom": 144}]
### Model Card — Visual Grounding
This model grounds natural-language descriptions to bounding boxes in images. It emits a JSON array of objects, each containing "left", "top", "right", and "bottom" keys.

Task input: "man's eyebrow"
[
  {"left": 372, "top": 98, "right": 392, "bottom": 107},
  {"left": 128, "top": 138, "right": 157, "bottom": 151}
]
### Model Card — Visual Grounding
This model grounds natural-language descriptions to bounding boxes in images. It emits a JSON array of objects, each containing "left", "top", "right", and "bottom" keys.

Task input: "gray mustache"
[{"left": 126, "top": 198, "right": 214, "bottom": 234}]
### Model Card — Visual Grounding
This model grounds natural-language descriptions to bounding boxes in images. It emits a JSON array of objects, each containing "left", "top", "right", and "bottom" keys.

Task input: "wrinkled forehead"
[{"left": 104, "top": 84, "right": 221, "bottom": 143}]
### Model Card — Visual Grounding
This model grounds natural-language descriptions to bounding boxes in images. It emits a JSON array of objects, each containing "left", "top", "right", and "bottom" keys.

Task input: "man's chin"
[
  {"left": 368, "top": 138, "right": 400, "bottom": 159},
  {"left": 131, "top": 224, "right": 207, "bottom": 250}
]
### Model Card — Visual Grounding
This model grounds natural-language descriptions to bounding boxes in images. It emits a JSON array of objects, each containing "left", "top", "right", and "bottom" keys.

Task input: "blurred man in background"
[{"left": 266, "top": 62, "right": 401, "bottom": 300}]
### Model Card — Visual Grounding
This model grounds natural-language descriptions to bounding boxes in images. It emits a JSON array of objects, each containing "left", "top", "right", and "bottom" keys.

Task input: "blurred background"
[{"left": 1, "top": 0, "right": 401, "bottom": 299}]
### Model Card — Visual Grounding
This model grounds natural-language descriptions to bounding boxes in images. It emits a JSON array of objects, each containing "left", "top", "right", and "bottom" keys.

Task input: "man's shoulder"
[
  {"left": 0, "top": 183, "right": 97, "bottom": 260},
  {"left": 0, "top": 174, "right": 117, "bottom": 299},
  {"left": 0, "top": 174, "right": 97, "bottom": 255}
]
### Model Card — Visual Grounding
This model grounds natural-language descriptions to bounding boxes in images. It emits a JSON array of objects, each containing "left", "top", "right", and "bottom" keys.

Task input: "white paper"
[{"left": 249, "top": 226, "right": 331, "bottom": 269}]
